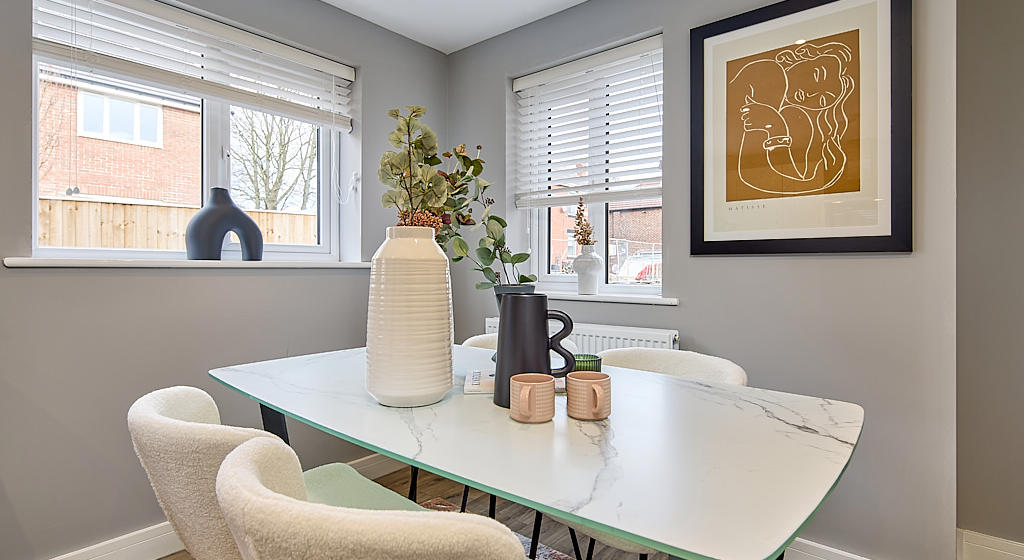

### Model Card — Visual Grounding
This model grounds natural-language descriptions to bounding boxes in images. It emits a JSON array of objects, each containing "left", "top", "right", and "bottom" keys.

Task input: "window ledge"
[
  {"left": 543, "top": 291, "right": 678, "bottom": 306},
  {"left": 3, "top": 257, "right": 371, "bottom": 269}
]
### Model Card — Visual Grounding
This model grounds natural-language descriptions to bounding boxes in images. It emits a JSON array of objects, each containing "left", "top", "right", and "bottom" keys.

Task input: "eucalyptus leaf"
[
  {"left": 482, "top": 267, "right": 498, "bottom": 284},
  {"left": 518, "top": 274, "right": 538, "bottom": 284},
  {"left": 487, "top": 215, "right": 507, "bottom": 228},
  {"left": 452, "top": 237, "right": 469, "bottom": 257},
  {"left": 475, "top": 247, "right": 495, "bottom": 266},
  {"left": 485, "top": 219, "right": 504, "bottom": 243},
  {"left": 511, "top": 252, "right": 530, "bottom": 264},
  {"left": 475, "top": 281, "right": 496, "bottom": 290}
]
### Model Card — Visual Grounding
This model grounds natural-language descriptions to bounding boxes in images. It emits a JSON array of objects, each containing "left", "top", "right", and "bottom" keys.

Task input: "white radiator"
[{"left": 484, "top": 317, "right": 678, "bottom": 354}]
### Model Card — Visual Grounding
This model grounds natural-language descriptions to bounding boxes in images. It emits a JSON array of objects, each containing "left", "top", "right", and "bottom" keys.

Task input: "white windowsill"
[
  {"left": 543, "top": 291, "right": 678, "bottom": 306},
  {"left": 3, "top": 257, "right": 371, "bottom": 269}
]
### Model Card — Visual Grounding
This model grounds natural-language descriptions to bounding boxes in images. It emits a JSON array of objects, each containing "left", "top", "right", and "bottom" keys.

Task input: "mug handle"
[
  {"left": 520, "top": 385, "right": 532, "bottom": 416},
  {"left": 591, "top": 384, "right": 605, "bottom": 415},
  {"left": 547, "top": 310, "right": 575, "bottom": 377}
]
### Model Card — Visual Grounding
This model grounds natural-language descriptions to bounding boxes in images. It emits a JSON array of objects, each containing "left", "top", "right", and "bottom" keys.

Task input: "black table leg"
[
  {"left": 528, "top": 511, "right": 543, "bottom": 559},
  {"left": 408, "top": 466, "right": 419, "bottom": 501},
  {"left": 585, "top": 537, "right": 595, "bottom": 560},
  {"left": 260, "top": 404, "right": 289, "bottom": 444},
  {"left": 778, "top": 552, "right": 785, "bottom": 559},
  {"left": 460, "top": 485, "right": 470, "bottom": 512},
  {"left": 488, "top": 494, "right": 497, "bottom": 518},
  {"left": 568, "top": 528, "right": 583, "bottom": 560}
]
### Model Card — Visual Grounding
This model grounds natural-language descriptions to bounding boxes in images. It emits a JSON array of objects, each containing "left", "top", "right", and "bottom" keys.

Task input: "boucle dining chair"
[
  {"left": 555, "top": 346, "right": 748, "bottom": 560},
  {"left": 598, "top": 346, "right": 748, "bottom": 386},
  {"left": 127, "top": 386, "right": 419, "bottom": 560},
  {"left": 216, "top": 436, "right": 527, "bottom": 560},
  {"left": 462, "top": 332, "right": 580, "bottom": 355}
]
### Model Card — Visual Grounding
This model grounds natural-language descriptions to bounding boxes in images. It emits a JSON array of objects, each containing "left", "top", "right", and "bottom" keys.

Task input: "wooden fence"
[{"left": 37, "top": 197, "right": 318, "bottom": 250}]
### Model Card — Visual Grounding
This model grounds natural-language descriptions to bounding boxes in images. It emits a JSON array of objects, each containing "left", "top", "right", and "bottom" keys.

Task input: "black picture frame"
[{"left": 690, "top": 0, "right": 912, "bottom": 255}]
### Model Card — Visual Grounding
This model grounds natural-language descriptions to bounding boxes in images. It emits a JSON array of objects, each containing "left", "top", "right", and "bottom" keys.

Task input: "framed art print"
[{"left": 690, "top": 0, "right": 911, "bottom": 254}]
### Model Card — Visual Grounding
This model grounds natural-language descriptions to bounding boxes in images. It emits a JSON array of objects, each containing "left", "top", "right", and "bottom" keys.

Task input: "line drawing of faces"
[{"left": 727, "top": 38, "right": 857, "bottom": 197}]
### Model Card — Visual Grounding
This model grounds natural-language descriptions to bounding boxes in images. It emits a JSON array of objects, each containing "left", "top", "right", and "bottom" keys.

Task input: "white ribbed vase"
[{"left": 366, "top": 226, "right": 454, "bottom": 407}]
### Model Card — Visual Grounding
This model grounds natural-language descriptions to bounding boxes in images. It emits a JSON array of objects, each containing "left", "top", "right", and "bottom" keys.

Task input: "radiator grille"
[{"left": 484, "top": 318, "right": 678, "bottom": 354}]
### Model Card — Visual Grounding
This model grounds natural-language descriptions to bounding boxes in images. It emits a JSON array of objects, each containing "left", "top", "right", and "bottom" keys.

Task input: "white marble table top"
[{"left": 210, "top": 345, "right": 863, "bottom": 560}]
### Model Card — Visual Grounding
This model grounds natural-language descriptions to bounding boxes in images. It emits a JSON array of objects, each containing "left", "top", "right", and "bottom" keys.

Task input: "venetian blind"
[
  {"left": 32, "top": 0, "right": 355, "bottom": 129},
  {"left": 512, "top": 36, "right": 663, "bottom": 208}
]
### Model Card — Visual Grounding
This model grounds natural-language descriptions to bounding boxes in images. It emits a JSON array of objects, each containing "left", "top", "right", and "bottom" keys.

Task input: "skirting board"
[{"left": 959, "top": 529, "right": 1024, "bottom": 560}]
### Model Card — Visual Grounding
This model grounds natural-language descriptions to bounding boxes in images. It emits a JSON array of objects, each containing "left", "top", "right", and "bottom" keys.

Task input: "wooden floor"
[{"left": 162, "top": 466, "right": 672, "bottom": 560}]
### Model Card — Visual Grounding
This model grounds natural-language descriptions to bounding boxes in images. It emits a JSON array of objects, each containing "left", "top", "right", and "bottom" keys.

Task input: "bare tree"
[
  {"left": 230, "top": 108, "right": 317, "bottom": 211},
  {"left": 37, "top": 79, "right": 68, "bottom": 182}
]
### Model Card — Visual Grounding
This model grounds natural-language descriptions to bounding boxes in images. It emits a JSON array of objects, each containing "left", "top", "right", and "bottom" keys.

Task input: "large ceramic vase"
[
  {"left": 366, "top": 226, "right": 454, "bottom": 407},
  {"left": 573, "top": 245, "right": 603, "bottom": 295}
]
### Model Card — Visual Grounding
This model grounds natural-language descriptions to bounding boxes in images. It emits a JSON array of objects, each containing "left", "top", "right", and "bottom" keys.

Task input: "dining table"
[{"left": 209, "top": 345, "right": 864, "bottom": 560}]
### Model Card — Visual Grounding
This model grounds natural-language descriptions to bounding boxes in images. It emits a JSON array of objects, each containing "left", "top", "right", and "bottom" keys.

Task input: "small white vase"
[
  {"left": 573, "top": 245, "right": 603, "bottom": 295},
  {"left": 366, "top": 226, "right": 453, "bottom": 407}
]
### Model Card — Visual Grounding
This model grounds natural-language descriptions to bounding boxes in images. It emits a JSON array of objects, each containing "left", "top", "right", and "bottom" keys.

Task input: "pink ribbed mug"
[
  {"left": 509, "top": 373, "right": 555, "bottom": 423},
  {"left": 566, "top": 371, "right": 611, "bottom": 420}
]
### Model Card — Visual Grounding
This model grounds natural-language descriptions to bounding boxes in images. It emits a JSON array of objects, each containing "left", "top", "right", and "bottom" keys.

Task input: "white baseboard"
[
  {"left": 49, "top": 522, "right": 183, "bottom": 560},
  {"left": 787, "top": 537, "right": 871, "bottom": 560},
  {"left": 960, "top": 529, "right": 1024, "bottom": 560},
  {"left": 347, "top": 452, "right": 407, "bottom": 480}
]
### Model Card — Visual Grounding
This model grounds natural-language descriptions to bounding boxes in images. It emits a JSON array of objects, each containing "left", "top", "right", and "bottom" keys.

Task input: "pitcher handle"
[{"left": 547, "top": 310, "right": 575, "bottom": 377}]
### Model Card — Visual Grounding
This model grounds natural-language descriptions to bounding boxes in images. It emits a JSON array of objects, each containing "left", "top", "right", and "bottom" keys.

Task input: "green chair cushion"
[{"left": 302, "top": 463, "right": 425, "bottom": 512}]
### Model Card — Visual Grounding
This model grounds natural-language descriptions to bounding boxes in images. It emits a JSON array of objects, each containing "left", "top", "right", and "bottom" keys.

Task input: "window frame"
[
  {"left": 31, "top": 55, "right": 355, "bottom": 262},
  {"left": 528, "top": 203, "right": 662, "bottom": 296},
  {"left": 76, "top": 88, "right": 164, "bottom": 148}
]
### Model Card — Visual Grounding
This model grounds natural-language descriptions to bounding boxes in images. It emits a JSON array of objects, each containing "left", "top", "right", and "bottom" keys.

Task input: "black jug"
[{"left": 494, "top": 293, "right": 575, "bottom": 408}]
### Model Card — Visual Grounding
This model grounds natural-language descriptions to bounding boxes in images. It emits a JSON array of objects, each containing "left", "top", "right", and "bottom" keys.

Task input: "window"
[
  {"left": 513, "top": 36, "right": 664, "bottom": 292},
  {"left": 78, "top": 90, "right": 163, "bottom": 147},
  {"left": 32, "top": 0, "right": 356, "bottom": 260}
]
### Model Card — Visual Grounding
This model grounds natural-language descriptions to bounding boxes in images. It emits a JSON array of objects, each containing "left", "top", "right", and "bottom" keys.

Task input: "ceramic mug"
[
  {"left": 566, "top": 371, "right": 611, "bottom": 420},
  {"left": 509, "top": 373, "right": 555, "bottom": 423}
]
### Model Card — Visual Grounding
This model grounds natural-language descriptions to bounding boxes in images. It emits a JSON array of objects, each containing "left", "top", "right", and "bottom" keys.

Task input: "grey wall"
[
  {"left": 447, "top": 1, "right": 958, "bottom": 559},
  {"left": 956, "top": 0, "right": 1024, "bottom": 544},
  {"left": 0, "top": 0, "right": 447, "bottom": 558}
]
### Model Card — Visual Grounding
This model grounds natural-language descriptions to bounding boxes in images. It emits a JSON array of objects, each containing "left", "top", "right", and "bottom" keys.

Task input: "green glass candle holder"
[{"left": 573, "top": 353, "right": 602, "bottom": 372}]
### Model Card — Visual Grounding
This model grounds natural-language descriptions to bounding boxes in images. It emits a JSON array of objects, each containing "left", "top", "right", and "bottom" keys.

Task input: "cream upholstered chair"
[
  {"left": 462, "top": 333, "right": 580, "bottom": 357},
  {"left": 216, "top": 436, "right": 526, "bottom": 560},
  {"left": 127, "top": 386, "right": 419, "bottom": 560},
  {"left": 598, "top": 347, "right": 748, "bottom": 386},
  {"left": 556, "top": 347, "right": 748, "bottom": 560}
]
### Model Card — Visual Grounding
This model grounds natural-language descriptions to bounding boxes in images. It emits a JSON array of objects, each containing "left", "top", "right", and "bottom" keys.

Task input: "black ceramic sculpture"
[{"left": 185, "top": 187, "right": 264, "bottom": 260}]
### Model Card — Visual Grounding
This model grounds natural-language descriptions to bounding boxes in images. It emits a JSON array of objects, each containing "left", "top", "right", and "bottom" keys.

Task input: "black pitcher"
[{"left": 493, "top": 293, "right": 575, "bottom": 408}]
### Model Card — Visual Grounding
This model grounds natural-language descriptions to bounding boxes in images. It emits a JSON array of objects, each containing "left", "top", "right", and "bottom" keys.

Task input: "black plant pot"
[
  {"left": 185, "top": 187, "right": 263, "bottom": 260},
  {"left": 493, "top": 284, "right": 536, "bottom": 314}
]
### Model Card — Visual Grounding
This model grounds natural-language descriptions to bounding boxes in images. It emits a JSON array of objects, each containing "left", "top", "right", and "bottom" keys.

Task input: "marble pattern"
[{"left": 210, "top": 345, "right": 863, "bottom": 560}]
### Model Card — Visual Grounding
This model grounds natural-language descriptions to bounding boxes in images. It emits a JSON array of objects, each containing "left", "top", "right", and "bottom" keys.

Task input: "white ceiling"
[{"left": 320, "top": 0, "right": 589, "bottom": 54}]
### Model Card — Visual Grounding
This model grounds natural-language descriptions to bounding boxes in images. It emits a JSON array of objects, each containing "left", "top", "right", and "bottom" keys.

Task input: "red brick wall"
[
  {"left": 37, "top": 80, "right": 202, "bottom": 206},
  {"left": 608, "top": 206, "right": 662, "bottom": 244}
]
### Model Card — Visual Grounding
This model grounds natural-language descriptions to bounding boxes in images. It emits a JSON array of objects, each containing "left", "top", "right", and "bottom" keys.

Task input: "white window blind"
[
  {"left": 513, "top": 36, "right": 663, "bottom": 209},
  {"left": 32, "top": 0, "right": 355, "bottom": 130}
]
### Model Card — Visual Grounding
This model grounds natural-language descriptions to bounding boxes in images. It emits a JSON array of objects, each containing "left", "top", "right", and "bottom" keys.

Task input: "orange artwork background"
[{"left": 725, "top": 29, "right": 861, "bottom": 202}]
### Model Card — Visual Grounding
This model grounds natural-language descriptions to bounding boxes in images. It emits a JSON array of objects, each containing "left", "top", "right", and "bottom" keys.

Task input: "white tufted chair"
[
  {"left": 462, "top": 333, "right": 580, "bottom": 363},
  {"left": 598, "top": 347, "right": 748, "bottom": 386},
  {"left": 127, "top": 386, "right": 420, "bottom": 560},
  {"left": 216, "top": 437, "right": 527, "bottom": 560}
]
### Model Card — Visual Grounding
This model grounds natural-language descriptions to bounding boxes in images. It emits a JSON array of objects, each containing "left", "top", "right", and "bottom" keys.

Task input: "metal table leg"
[{"left": 260, "top": 404, "right": 289, "bottom": 444}]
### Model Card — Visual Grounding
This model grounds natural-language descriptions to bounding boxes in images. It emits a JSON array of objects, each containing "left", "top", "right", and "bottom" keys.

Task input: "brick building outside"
[{"left": 37, "top": 74, "right": 202, "bottom": 207}]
